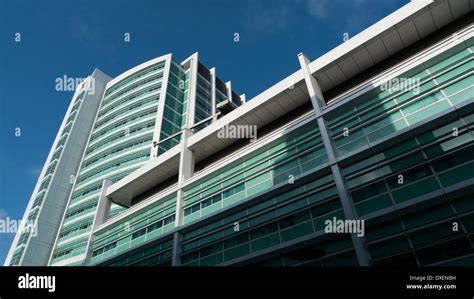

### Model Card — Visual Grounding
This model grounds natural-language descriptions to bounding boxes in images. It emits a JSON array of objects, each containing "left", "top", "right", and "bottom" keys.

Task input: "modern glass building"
[
  {"left": 4, "top": 53, "right": 241, "bottom": 266},
  {"left": 6, "top": 0, "right": 473, "bottom": 267},
  {"left": 46, "top": 54, "right": 241, "bottom": 266}
]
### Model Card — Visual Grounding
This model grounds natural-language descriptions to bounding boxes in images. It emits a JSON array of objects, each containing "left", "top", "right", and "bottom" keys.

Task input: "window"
[
  {"left": 351, "top": 181, "right": 387, "bottom": 203},
  {"left": 147, "top": 221, "right": 163, "bottom": 233},
  {"left": 163, "top": 215, "right": 175, "bottom": 226},
  {"left": 131, "top": 228, "right": 146, "bottom": 240},
  {"left": 223, "top": 183, "right": 244, "bottom": 198},
  {"left": 279, "top": 210, "right": 311, "bottom": 230},
  {"left": 386, "top": 164, "right": 432, "bottom": 189}
]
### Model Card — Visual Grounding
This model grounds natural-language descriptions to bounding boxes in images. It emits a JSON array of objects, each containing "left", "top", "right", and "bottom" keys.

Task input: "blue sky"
[{"left": 0, "top": 0, "right": 408, "bottom": 264}]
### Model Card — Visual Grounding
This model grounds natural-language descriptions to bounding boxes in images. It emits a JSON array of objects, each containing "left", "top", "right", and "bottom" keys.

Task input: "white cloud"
[
  {"left": 67, "top": 15, "right": 120, "bottom": 63},
  {"left": 307, "top": 0, "right": 328, "bottom": 20},
  {"left": 305, "top": 0, "right": 397, "bottom": 31},
  {"left": 245, "top": 3, "right": 291, "bottom": 35}
]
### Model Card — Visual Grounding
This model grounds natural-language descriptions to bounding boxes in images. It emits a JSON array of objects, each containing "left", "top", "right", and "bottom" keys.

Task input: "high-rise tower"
[
  {"left": 5, "top": 70, "right": 111, "bottom": 266},
  {"left": 45, "top": 53, "right": 240, "bottom": 266}
]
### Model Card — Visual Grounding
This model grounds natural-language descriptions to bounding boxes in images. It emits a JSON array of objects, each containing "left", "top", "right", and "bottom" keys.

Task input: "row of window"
[
  {"left": 76, "top": 151, "right": 149, "bottom": 187},
  {"left": 89, "top": 103, "right": 157, "bottom": 143},
  {"left": 99, "top": 71, "right": 164, "bottom": 118},
  {"left": 92, "top": 194, "right": 177, "bottom": 250},
  {"left": 51, "top": 236, "right": 88, "bottom": 263},
  {"left": 181, "top": 196, "right": 344, "bottom": 266},
  {"left": 86, "top": 122, "right": 154, "bottom": 156},
  {"left": 326, "top": 44, "right": 472, "bottom": 156},
  {"left": 91, "top": 214, "right": 176, "bottom": 262},
  {"left": 81, "top": 135, "right": 152, "bottom": 171},
  {"left": 180, "top": 174, "right": 339, "bottom": 265},
  {"left": 344, "top": 113, "right": 473, "bottom": 216},
  {"left": 102, "top": 238, "right": 174, "bottom": 266},
  {"left": 182, "top": 128, "right": 328, "bottom": 223},
  {"left": 58, "top": 222, "right": 92, "bottom": 242},
  {"left": 367, "top": 205, "right": 474, "bottom": 265},
  {"left": 64, "top": 201, "right": 98, "bottom": 222},
  {"left": 69, "top": 169, "right": 133, "bottom": 204},
  {"left": 95, "top": 94, "right": 159, "bottom": 130},
  {"left": 183, "top": 121, "right": 322, "bottom": 204},
  {"left": 103, "top": 62, "right": 165, "bottom": 101}
]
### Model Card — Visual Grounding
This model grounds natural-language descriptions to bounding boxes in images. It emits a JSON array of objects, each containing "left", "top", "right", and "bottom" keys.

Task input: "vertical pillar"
[
  {"left": 171, "top": 232, "right": 182, "bottom": 266},
  {"left": 93, "top": 179, "right": 113, "bottom": 229},
  {"left": 298, "top": 53, "right": 371, "bottom": 266},
  {"left": 240, "top": 94, "right": 246, "bottom": 104},
  {"left": 84, "top": 179, "right": 112, "bottom": 264},
  {"left": 186, "top": 53, "right": 199, "bottom": 128},
  {"left": 210, "top": 67, "right": 217, "bottom": 122},
  {"left": 225, "top": 81, "right": 233, "bottom": 104},
  {"left": 175, "top": 129, "right": 194, "bottom": 227},
  {"left": 172, "top": 129, "right": 194, "bottom": 266},
  {"left": 151, "top": 54, "right": 173, "bottom": 158}
]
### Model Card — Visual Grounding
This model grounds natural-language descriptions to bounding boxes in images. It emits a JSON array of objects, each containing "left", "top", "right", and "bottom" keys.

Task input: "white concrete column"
[
  {"left": 186, "top": 53, "right": 199, "bottom": 128},
  {"left": 298, "top": 54, "right": 326, "bottom": 115},
  {"left": 172, "top": 129, "right": 194, "bottom": 266},
  {"left": 93, "top": 179, "right": 113, "bottom": 229},
  {"left": 84, "top": 178, "right": 112, "bottom": 264},
  {"left": 151, "top": 54, "right": 173, "bottom": 158},
  {"left": 225, "top": 81, "right": 232, "bottom": 104},
  {"left": 298, "top": 53, "right": 372, "bottom": 266},
  {"left": 175, "top": 129, "right": 194, "bottom": 227},
  {"left": 240, "top": 94, "right": 246, "bottom": 104},
  {"left": 210, "top": 67, "right": 217, "bottom": 122}
]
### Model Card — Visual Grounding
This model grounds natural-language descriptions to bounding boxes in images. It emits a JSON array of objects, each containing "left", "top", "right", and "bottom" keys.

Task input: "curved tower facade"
[
  {"left": 47, "top": 54, "right": 239, "bottom": 266},
  {"left": 4, "top": 70, "right": 111, "bottom": 266}
]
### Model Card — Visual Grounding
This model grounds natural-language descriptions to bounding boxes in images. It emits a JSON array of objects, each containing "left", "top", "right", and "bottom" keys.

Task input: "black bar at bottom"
[{"left": 0, "top": 267, "right": 472, "bottom": 298}]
